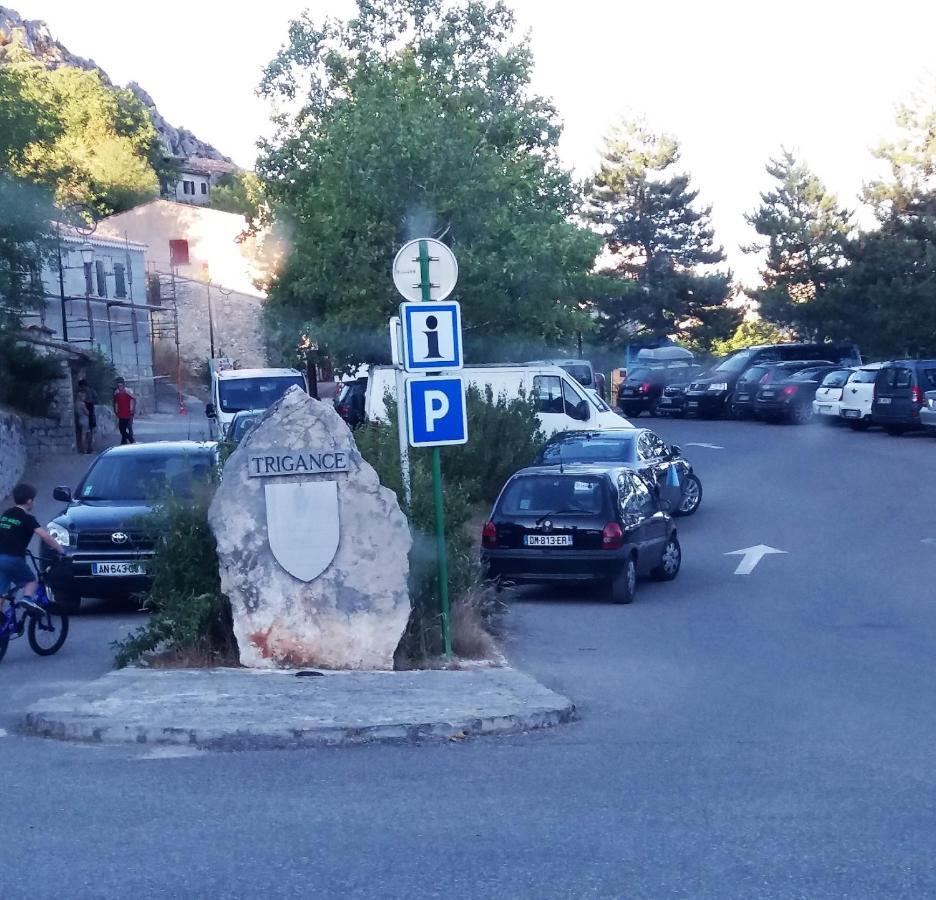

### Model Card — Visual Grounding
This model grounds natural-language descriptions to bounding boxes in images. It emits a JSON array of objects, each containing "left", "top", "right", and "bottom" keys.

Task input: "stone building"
[
  {"left": 171, "top": 157, "right": 238, "bottom": 206},
  {"left": 97, "top": 200, "right": 268, "bottom": 375},
  {"left": 20, "top": 229, "right": 158, "bottom": 410}
]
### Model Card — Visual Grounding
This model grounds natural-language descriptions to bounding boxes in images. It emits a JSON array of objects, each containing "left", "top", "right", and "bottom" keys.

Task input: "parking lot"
[{"left": 4, "top": 411, "right": 936, "bottom": 898}]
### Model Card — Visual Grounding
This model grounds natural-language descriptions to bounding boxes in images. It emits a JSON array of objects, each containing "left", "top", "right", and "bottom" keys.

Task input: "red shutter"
[{"left": 169, "top": 239, "right": 190, "bottom": 266}]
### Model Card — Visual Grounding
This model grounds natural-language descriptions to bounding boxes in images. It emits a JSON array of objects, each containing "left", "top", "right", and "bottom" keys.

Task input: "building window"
[
  {"left": 182, "top": 180, "right": 197, "bottom": 195},
  {"left": 84, "top": 262, "right": 94, "bottom": 296},
  {"left": 200, "top": 182, "right": 208, "bottom": 195},
  {"left": 169, "top": 239, "right": 190, "bottom": 267},
  {"left": 95, "top": 260, "right": 107, "bottom": 297},
  {"left": 114, "top": 263, "right": 127, "bottom": 298}
]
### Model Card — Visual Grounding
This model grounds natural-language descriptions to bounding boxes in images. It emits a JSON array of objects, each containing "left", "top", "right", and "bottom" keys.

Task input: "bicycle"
[{"left": 0, "top": 552, "right": 70, "bottom": 664}]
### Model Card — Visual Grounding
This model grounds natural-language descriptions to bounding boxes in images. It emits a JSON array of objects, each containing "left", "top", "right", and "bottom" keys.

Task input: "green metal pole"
[{"left": 419, "top": 239, "right": 452, "bottom": 658}]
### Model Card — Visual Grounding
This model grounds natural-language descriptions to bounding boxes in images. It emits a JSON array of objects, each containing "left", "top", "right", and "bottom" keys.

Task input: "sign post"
[{"left": 391, "top": 237, "right": 465, "bottom": 658}]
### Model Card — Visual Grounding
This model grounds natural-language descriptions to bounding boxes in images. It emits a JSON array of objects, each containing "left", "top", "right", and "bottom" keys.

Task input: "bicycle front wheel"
[{"left": 28, "top": 606, "right": 69, "bottom": 656}]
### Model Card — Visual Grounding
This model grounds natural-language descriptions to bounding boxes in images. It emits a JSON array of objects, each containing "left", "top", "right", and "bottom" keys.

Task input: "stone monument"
[{"left": 208, "top": 387, "right": 411, "bottom": 670}]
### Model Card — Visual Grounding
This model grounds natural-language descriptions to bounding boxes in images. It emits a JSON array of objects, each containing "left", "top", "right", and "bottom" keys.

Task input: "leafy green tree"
[
  {"left": 709, "top": 317, "right": 791, "bottom": 357},
  {"left": 2, "top": 51, "right": 162, "bottom": 219},
  {"left": 257, "top": 0, "right": 601, "bottom": 366},
  {"left": 586, "top": 120, "right": 737, "bottom": 347},
  {"left": 209, "top": 171, "right": 262, "bottom": 219},
  {"left": 825, "top": 93, "right": 936, "bottom": 358},
  {"left": 743, "top": 150, "right": 852, "bottom": 338}
]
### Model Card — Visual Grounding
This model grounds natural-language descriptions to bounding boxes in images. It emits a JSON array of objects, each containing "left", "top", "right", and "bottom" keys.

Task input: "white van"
[
  {"left": 206, "top": 366, "right": 307, "bottom": 439},
  {"left": 364, "top": 364, "right": 630, "bottom": 436}
]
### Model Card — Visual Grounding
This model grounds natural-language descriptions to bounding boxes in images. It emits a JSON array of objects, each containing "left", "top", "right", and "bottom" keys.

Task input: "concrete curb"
[{"left": 20, "top": 667, "right": 575, "bottom": 751}]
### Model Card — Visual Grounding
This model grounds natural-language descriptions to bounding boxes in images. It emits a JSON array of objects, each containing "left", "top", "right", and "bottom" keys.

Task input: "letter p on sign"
[
  {"left": 424, "top": 390, "right": 450, "bottom": 431},
  {"left": 406, "top": 376, "right": 468, "bottom": 447}
]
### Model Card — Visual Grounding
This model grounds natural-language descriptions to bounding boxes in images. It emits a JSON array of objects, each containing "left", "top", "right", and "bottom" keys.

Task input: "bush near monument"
[
  {"left": 114, "top": 486, "right": 235, "bottom": 669},
  {"left": 355, "top": 385, "right": 544, "bottom": 662}
]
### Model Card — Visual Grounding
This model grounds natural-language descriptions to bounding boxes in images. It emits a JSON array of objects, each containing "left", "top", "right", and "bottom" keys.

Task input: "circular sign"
[{"left": 392, "top": 238, "right": 458, "bottom": 302}]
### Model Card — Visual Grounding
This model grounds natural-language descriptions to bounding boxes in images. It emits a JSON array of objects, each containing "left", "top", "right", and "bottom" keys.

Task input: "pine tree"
[
  {"left": 586, "top": 120, "right": 735, "bottom": 347},
  {"left": 743, "top": 150, "right": 852, "bottom": 338}
]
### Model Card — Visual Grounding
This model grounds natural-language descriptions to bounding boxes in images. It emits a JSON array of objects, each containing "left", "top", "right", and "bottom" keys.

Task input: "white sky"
[{"left": 16, "top": 0, "right": 936, "bottom": 282}]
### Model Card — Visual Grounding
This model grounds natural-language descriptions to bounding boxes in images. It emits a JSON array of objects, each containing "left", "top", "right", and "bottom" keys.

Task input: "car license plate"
[
  {"left": 659, "top": 398, "right": 672, "bottom": 405},
  {"left": 842, "top": 409, "right": 860, "bottom": 418},
  {"left": 92, "top": 561, "right": 147, "bottom": 576},
  {"left": 878, "top": 397, "right": 892, "bottom": 404},
  {"left": 818, "top": 405, "right": 831, "bottom": 413},
  {"left": 524, "top": 535, "right": 572, "bottom": 547},
  {"left": 688, "top": 401, "right": 699, "bottom": 408},
  {"left": 761, "top": 390, "right": 775, "bottom": 398},
  {"left": 737, "top": 394, "right": 749, "bottom": 402}
]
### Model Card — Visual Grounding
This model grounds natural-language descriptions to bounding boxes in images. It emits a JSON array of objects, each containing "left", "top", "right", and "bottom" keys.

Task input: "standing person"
[
  {"left": 78, "top": 378, "right": 97, "bottom": 453},
  {"left": 74, "top": 384, "right": 91, "bottom": 453},
  {"left": 0, "top": 483, "right": 65, "bottom": 616},
  {"left": 113, "top": 377, "right": 136, "bottom": 445}
]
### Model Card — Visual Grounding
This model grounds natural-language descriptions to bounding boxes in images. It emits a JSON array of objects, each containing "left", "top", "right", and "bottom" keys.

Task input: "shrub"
[
  {"left": 355, "top": 389, "right": 541, "bottom": 663},
  {"left": 0, "top": 330, "right": 61, "bottom": 416},
  {"left": 113, "top": 484, "right": 235, "bottom": 668}
]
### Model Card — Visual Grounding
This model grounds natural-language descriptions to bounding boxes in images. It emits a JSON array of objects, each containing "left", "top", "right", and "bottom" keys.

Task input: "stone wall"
[
  {"left": 161, "top": 279, "right": 266, "bottom": 373},
  {"left": 0, "top": 408, "right": 27, "bottom": 503}
]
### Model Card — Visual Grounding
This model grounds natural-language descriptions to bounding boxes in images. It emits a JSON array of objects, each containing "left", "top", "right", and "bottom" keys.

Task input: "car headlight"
[
  {"left": 47, "top": 522, "right": 70, "bottom": 547},
  {"left": 708, "top": 383, "right": 728, "bottom": 392}
]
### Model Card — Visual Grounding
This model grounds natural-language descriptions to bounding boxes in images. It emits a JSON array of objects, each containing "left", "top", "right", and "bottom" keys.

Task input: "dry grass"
[{"left": 450, "top": 584, "right": 503, "bottom": 661}]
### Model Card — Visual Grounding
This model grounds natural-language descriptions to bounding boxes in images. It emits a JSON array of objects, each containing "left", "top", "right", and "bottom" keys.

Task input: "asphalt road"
[{"left": 4, "top": 415, "right": 936, "bottom": 899}]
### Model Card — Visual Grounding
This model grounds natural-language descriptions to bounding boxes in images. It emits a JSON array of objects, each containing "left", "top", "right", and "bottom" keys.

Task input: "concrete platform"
[{"left": 21, "top": 666, "right": 575, "bottom": 750}]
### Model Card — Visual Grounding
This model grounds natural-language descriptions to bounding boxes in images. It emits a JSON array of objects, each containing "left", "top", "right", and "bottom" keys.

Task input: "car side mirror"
[
  {"left": 574, "top": 400, "right": 590, "bottom": 422},
  {"left": 53, "top": 486, "right": 72, "bottom": 502},
  {"left": 206, "top": 403, "right": 216, "bottom": 419},
  {"left": 669, "top": 444, "right": 682, "bottom": 458}
]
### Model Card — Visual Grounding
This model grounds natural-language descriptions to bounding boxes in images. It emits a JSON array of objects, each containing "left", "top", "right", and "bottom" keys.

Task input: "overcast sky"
[{"left": 16, "top": 0, "right": 936, "bottom": 282}]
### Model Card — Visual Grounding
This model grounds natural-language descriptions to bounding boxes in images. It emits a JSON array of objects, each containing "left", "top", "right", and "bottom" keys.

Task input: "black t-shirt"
[{"left": 0, "top": 507, "right": 39, "bottom": 557}]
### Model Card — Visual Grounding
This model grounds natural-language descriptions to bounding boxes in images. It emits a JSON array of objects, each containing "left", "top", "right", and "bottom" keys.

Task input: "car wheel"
[
  {"left": 791, "top": 401, "right": 814, "bottom": 425},
  {"left": 609, "top": 555, "right": 637, "bottom": 604},
  {"left": 652, "top": 536, "right": 682, "bottom": 581},
  {"left": 675, "top": 474, "right": 703, "bottom": 516},
  {"left": 623, "top": 405, "right": 641, "bottom": 418},
  {"left": 885, "top": 425, "right": 906, "bottom": 436},
  {"left": 0, "top": 632, "right": 8, "bottom": 664}
]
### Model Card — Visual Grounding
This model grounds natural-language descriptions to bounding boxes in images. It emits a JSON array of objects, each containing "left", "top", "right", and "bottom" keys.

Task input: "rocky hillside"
[{"left": 0, "top": 5, "right": 230, "bottom": 162}]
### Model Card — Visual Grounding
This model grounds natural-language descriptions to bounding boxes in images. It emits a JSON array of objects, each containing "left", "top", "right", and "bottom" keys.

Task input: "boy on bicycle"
[{"left": 0, "top": 483, "right": 65, "bottom": 616}]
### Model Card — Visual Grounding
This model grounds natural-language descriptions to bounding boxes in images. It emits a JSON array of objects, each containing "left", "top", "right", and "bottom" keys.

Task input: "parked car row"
[{"left": 482, "top": 428, "right": 702, "bottom": 605}]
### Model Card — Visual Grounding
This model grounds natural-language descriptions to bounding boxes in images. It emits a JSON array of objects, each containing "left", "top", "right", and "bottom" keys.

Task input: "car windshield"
[
  {"left": 739, "top": 366, "right": 767, "bottom": 384},
  {"left": 499, "top": 474, "right": 607, "bottom": 516},
  {"left": 626, "top": 368, "right": 652, "bottom": 382},
  {"left": 791, "top": 368, "right": 829, "bottom": 381},
  {"left": 850, "top": 369, "right": 880, "bottom": 384},
  {"left": 712, "top": 350, "right": 754, "bottom": 373},
  {"left": 821, "top": 370, "right": 851, "bottom": 387},
  {"left": 218, "top": 376, "right": 305, "bottom": 413},
  {"left": 78, "top": 453, "right": 214, "bottom": 501},
  {"left": 541, "top": 434, "right": 637, "bottom": 465},
  {"left": 561, "top": 364, "right": 592, "bottom": 386},
  {"left": 588, "top": 391, "right": 612, "bottom": 412}
]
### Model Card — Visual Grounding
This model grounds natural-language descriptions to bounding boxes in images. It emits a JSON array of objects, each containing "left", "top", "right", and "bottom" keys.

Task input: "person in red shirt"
[{"left": 113, "top": 377, "right": 136, "bottom": 444}]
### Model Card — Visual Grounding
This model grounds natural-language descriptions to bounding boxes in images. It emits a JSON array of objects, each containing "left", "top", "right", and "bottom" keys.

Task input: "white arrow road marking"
[
  {"left": 725, "top": 544, "right": 787, "bottom": 575},
  {"left": 686, "top": 442, "right": 725, "bottom": 450}
]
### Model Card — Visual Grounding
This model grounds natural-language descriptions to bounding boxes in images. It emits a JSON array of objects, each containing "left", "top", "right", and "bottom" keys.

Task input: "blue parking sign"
[{"left": 406, "top": 377, "right": 468, "bottom": 447}]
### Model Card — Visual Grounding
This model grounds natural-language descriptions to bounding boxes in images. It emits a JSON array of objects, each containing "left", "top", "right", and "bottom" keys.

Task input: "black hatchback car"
[
  {"left": 40, "top": 442, "right": 219, "bottom": 610},
  {"left": 481, "top": 464, "right": 681, "bottom": 604},
  {"left": 532, "top": 428, "right": 702, "bottom": 516},
  {"left": 731, "top": 360, "right": 830, "bottom": 418},
  {"left": 754, "top": 364, "right": 847, "bottom": 424},
  {"left": 872, "top": 360, "right": 936, "bottom": 435}
]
